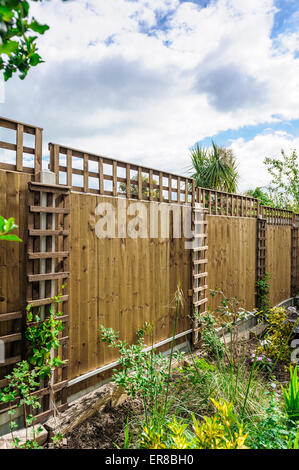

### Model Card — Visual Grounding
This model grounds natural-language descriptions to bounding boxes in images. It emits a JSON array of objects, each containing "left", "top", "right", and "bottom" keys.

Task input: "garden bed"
[{"left": 47, "top": 332, "right": 294, "bottom": 450}]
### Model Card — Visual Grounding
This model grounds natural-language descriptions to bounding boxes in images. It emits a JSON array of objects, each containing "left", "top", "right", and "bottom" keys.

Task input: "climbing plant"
[{"left": 0, "top": 291, "right": 66, "bottom": 448}]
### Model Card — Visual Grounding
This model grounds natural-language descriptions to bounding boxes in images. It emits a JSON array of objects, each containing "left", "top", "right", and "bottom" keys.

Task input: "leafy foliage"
[
  {"left": 258, "top": 306, "right": 295, "bottom": 363},
  {"left": 119, "top": 174, "right": 160, "bottom": 199},
  {"left": 255, "top": 273, "right": 271, "bottom": 316},
  {"left": 0, "top": 214, "right": 22, "bottom": 241},
  {"left": 0, "top": 290, "right": 66, "bottom": 448},
  {"left": 99, "top": 322, "right": 175, "bottom": 401},
  {"left": 247, "top": 395, "right": 298, "bottom": 449},
  {"left": 190, "top": 141, "right": 239, "bottom": 193},
  {"left": 245, "top": 187, "right": 276, "bottom": 207},
  {"left": 0, "top": 0, "right": 68, "bottom": 81},
  {"left": 196, "top": 311, "right": 225, "bottom": 358},
  {"left": 25, "top": 293, "right": 66, "bottom": 378},
  {"left": 264, "top": 149, "right": 299, "bottom": 213},
  {"left": 139, "top": 398, "right": 249, "bottom": 449}
]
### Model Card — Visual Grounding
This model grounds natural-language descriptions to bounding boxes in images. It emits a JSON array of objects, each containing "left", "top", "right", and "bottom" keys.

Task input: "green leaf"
[
  {"left": 0, "top": 41, "right": 19, "bottom": 56},
  {"left": 0, "top": 6, "right": 14, "bottom": 22},
  {"left": 0, "top": 234, "right": 22, "bottom": 242},
  {"left": 29, "top": 53, "right": 41, "bottom": 66},
  {"left": 29, "top": 20, "right": 50, "bottom": 35}
]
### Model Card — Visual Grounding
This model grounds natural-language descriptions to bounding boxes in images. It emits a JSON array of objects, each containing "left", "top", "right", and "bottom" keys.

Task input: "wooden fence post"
[{"left": 34, "top": 128, "right": 43, "bottom": 182}]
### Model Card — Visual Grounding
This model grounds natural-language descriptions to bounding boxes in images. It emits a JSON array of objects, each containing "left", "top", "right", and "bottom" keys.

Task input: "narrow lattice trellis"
[
  {"left": 191, "top": 192, "right": 208, "bottom": 347},
  {"left": 256, "top": 213, "right": 267, "bottom": 307},
  {"left": 26, "top": 181, "right": 70, "bottom": 422},
  {"left": 291, "top": 215, "right": 299, "bottom": 297}
]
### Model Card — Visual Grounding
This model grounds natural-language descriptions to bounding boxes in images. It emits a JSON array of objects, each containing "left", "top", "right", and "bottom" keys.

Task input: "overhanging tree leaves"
[{"left": 0, "top": 0, "right": 67, "bottom": 81}]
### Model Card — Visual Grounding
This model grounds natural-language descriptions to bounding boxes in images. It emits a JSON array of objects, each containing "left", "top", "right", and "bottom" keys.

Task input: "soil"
[{"left": 63, "top": 398, "right": 143, "bottom": 449}]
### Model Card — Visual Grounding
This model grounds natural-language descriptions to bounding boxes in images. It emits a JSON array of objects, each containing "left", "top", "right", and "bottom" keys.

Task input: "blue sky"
[{"left": 1, "top": 0, "right": 299, "bottom": 192}]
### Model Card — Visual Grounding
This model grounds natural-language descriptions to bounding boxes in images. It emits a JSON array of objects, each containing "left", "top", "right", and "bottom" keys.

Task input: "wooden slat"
[
  {"left": 34, "top": 127, "right": 42, "bottom": 181},
  {"left": 0, "top": 333, "right": 22, "bottom": 343},
  {"left": 28, "top": 272, "right": 70, "bottom": 282},
  {"left": 192, "top": 245, "right": 208, "bottom": 252},
  {"left": 16, "top": 123, "right": 24, "bottom": 172},
  {"left": 0, "top": 311, "right": 22, "bottom": 322},
  {"left": 193, "top": 258, "right": 208, "bottom": 265},
  {"left": 138, "top": 167, "right": 142, "bottom": 200},
  {"left": 67, "top": 148, "right": 72, "bottom": 187},
  {"left": 99, "top": 157, "right": 104, "bottom": 194},
  {"left": 32, "top": 380, "right": 68, "bottom": 398},
  {"left": 29, "top": 185, "right": 69, "bottom": 195},
  {"left": 33, "top": 403, "right": 68, "bottom": 424},
  {"left": 0, "top": 141, "right": 34, "bottom": 155},
  {"left": 126, "top": 164, "right": 131, "bottom": 199},
  {"left": 28, "top": 251, "right": 69, "bottom": 259},
  {"left": 193, "top": 298, "right": 208, "bottom": 307},
  {"left": 29, "top": 229, "right": 69, "bottom": 236},
  {"left": 0, "top": 355, "right": 21, "bottom": 366},
  {"left": 193, "top": 284, "right": 208, "bottom": 293},
  {"left": 193, "top": 272, "right": 208, "bottom": 279},
  {"left": 83, "top": 154, "right": 88, "bottom": 192},
  {"left": 30, "top": 206, "right": 70, "bottom": 214},
  {"left": 113, "top": 161, "right": 117, "bottom": 197},
  {"left": 27, "top": 295, "right": 69, "bottom": 307},
  {"left": 26, "top": 314, "right": 69, "bottom": 326},
  {"left": 149, "top": 169, "right": 153, "bottom": 201}
]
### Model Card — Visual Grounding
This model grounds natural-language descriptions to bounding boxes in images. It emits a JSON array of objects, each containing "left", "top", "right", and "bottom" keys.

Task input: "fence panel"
[
  {"left": 266, "top": 225, "right": 292, "bottom": 306},
  {"left": 207, "top": 215, "right": 257, "bottom": 314},
  {"left": 68, "top": 193, "right": 192, "bottom": 391}
]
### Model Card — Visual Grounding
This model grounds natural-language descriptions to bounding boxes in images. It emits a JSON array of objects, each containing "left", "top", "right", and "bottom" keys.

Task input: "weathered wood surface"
[
  {"left": 266, "top": 225, "right": 292, "bottom": 306},
  {"left": 68, "top": 193, "right": 192, "bottom": 387},
  {"left": 0, "top": 170, "right": 32, "bottom": 381},
  {"left": 207, "top": 215, "right": 257, "bottom": 314}
]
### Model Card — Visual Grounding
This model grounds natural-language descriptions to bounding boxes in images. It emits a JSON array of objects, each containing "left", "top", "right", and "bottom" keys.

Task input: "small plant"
[
  {"left": 246, "top": 395, "right": 298, "bottom": 449},
  {"left": 0, "top": 361, "right": 42, "bottom": 448},
  {"left": 26, "top": 295, "right": 66, "bottom": 379},
  {"left": 258, "top": 306, "right": 296, "bottom": 363},
  {"left": 197, "top": 311, "right": 225, "bottom": 358},
  {"left": 255, "top": 273, "right": 271, "bottom": 317},
  {"left": 250, "top": 353, "right": 273, "bottom": 375},
  {"left": 282, "top": 365, "right": 299, "bottom": 421},
  {"left": 209, "top": 288, "right": 251, "bottom": 364},
  {"left": 139, "top": 398, "right": 249, "bottom": 449},
  {"left": 0, "top": 291, "right": 66, "bottom": 449},
  {"left": 0, "top": 215, "right": 22, "bottom": 242}
]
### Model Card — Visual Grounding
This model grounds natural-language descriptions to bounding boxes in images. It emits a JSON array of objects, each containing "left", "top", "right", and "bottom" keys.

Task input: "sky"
[{"left": 0, "top": 0, "right": 299, "bottom": 192}]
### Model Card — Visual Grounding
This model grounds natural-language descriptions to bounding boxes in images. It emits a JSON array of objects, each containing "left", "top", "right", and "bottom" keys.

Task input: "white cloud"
[
  {"left": 1, "top": 0, "right": 299, "bottom": 190},
  {"left": 230, "top": 130, "right": 299, "bottom": 192}
]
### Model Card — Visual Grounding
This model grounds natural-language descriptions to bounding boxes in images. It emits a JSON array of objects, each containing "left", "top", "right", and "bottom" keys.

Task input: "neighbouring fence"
[{"left": 0, "top": 116, "right": 298, "bottom": 427}]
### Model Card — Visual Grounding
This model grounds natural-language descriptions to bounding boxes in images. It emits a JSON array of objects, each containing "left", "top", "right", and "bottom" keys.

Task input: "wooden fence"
[{"left": 0, "top": 116, "right": 298, "bottom": 425}]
